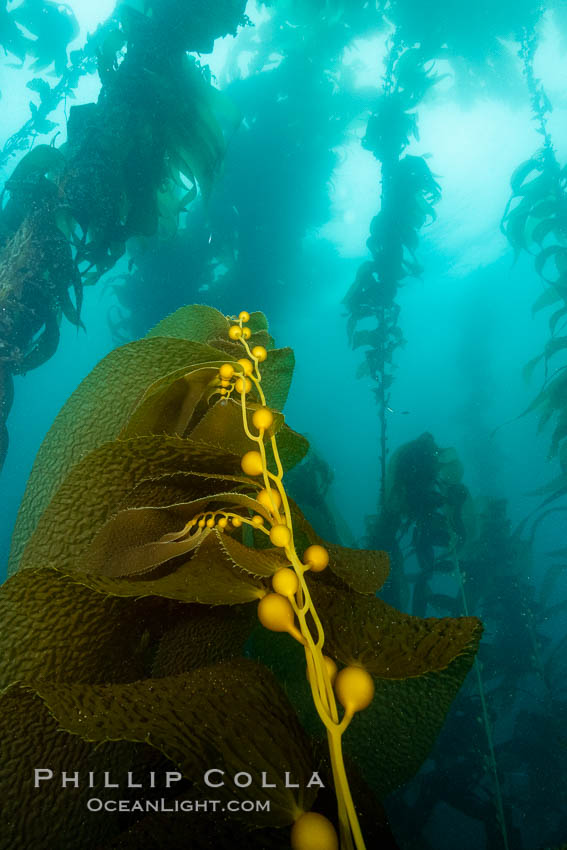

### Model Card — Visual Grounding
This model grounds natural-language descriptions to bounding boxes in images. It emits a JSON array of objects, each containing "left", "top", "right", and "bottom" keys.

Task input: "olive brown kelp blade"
[
  {"left": 0, "top": 660, "right": 318, "bottom": 849},
  {"left": 8, "top": 304, "right": 294, "bottom": 575},
  {"left": 8, "top": 336, "right": 230, "bottom": 574},
  {"left": 250, "top": 575, "right": 482, "bottom": 797},
  {"left": 3, "top": 304, "right": 480, "bottom": 849}
]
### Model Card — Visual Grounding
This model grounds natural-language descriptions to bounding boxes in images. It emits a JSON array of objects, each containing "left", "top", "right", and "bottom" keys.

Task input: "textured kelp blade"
[
  {"left": 209, "top": 311, "right": 272, "bottom": 349},
  {"left": 120, "top": 363, "right": 225, "bottom": 438},
  {"left": 0, "top": 568, "right": 169, "bottom": 688},
  {"left": 319, "top": 582, "right": 482, "bottom": 793},
  {"left": 311, "top": 582, "right": 481, "bottom": 677},
  {"left": 81, "top": 509, "right": 211, "bottom": 577},
  {"left": 325, "top": 544, "right": 390, "bottom": 594},
  {"left": 217, "top": 529, "right": 289, "bottom": 578},
  {"left": 209, "top": 329, "right": 274, "bottom": 358},
  {"left": 146, "top": 303, "right": 230, "bottom": 341},
  {"left": 31, "top": 660, "right": 318, "bottom": 826},
  {"left": 293, "top": 503, "right": 389, "bottom": 594},
  {"left": 251, "top": 583, "right": 481, "bottom": 798},
  {"left": 148, "top": 305, "right": 270, "bottom": 347},
  {"left": 198, "top": 343, "right": 293, "bottom": 411},
  {"left": 8, "top": 337, "right": 231, "bottom": 576},
  {"left": 0, "top": 684, "right": 136, "bottom": 850},
  {"left": 247, "top": 311, "right": 269, "bottom": 334},
  {"left": 344, "top": 647, "right": 480, "bottom": 797},
  {"left": 78, "top": 534, "right": 267, "bottom": 605},
  {"left": 122, "top": 351, "right": 293, "bottom": 445},
  {"left": 220, "top": 345, "right": 295, "bottom": 411},
  {"left": 80, "top": 492, "right": 273, "bottom": 577},
  {"left": 151, "top": 604, "right": 257, "bottom": 676},
  {"left": 119, "top": 471, "right": 250, "bottom": 510},
  {"left": 189, "top": 397, "right": 284, "bottom": 456},
  {"left": 18, "top": 436, "right": 245, "bottom": 571},
  {"left": 265, "top": 425, "right": 309, "bottom": 474},
  {"left": 258, "top": 346, "right": 295, "bottom": 411}
]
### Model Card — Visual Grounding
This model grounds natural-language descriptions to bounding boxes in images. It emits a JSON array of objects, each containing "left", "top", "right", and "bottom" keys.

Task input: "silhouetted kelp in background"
[
  {"left": 336, "top": 4, "right": 567, "bottom": 846},
  {"left": 502, "top": 27, "right": 567, "bottom": 513},
  {"left": 382, "top": 493, "right": 567, "bottom": 848},
  {"left": 344, "top": 38, "right": 442, "bottom": 506},
  {"left": 0, "top": 0, "right": 248, "bottom": 470},
  {"left": 104, "top": 0, "right": 390, "bottom": 342}
]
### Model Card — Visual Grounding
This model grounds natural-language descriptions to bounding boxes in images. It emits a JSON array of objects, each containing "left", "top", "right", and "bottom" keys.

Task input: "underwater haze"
[{"left": 1, "top": 1, "right": 567, "bottom": 849}]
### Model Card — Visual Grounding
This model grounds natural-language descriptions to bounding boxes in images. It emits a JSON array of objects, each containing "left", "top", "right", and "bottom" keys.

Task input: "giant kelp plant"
[
  {"left": 2, "top": 304, "right": 481, "bottom": 850},
  {"left": 2, "top": 2, "right": 566, "bottom": 848},
  {"left": 0, "top": 0, "right": 248, "bottom": 470},
  {"left": 502, "top": 27, "right": 567, "bottom": 507},
  {"left": 337, "top": 6, "right": 565, "bottom": 846},
  {"left": 104, "top": 0, "right": 390, "bottom": 342},
  {"left": 386, "top": 495, "right": 567, "bottom": 848},
  {"left": 344, "top": 39, "right": 442, "bottom": 505}
]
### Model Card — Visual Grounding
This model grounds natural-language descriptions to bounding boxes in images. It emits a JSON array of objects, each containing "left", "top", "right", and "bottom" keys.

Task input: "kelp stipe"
[
  {"left": 344, "top": 36, "right": 442, "bottom": 504},
  {"left": 365, "top": 435, "right": 515, "bottom": 848},
  {"left": 502, "top": 27, "right": 567, "bottom": 500},
  {"left": 450, "top": 543, "right": 510, "bottom": 850},
  {"left": 213, "top": 310, "right": 374, "bottom": 850}
]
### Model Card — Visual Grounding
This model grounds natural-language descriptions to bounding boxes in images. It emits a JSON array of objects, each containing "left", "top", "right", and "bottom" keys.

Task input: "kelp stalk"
[
  {"left": 452, "top": 551, "right": 510, "bottom": 850},
  {"left": 208, "top": 311, "right": 374, "bottom": 850},
  {"left": 344, "top": 35, "right": 441, "bottom": 508},
  {"left": 519, "top": 27, "right": 555, "bottom": 157},
  {"left": 502, "top": 29, "right": 567, "bottom": 502}
]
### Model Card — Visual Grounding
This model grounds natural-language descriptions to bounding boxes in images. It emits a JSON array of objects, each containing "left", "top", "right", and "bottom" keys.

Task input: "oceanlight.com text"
[{"left": 86, "top": 798, "right": 271, "bottom": 814}]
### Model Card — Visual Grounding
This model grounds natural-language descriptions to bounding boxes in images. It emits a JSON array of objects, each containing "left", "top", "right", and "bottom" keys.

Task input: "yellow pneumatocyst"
[
  {"left": 291, "top": 812, "right": 338, "bottom": 850},
  {"left": 237, "top": 357, "right": 253, "bottom": 375},
  {"left": 269, "top": 524, "right": 291, "bottom": 548},
  {"left": 235, "top": 377, "right": 252, "bottom": 394},
  {"left": 258, "top": 593, "right": 295, "bottom": 633},
  {"left": 272, "top": 567, "right": 298, "bottom": 597},
  {"left": 252, "top": 345, "right": 267, "bottom": 362},
  {"left": 242, "top": 327, "right": 252, "bottom": 339},
  {"left": 257, "top": 487, "right": 282, "bottom": 512},
  {"left": 219, "top": 363, "right": 234, "bottom": 380},
  {"left": 334, "top": 666, "right": 375, "bottom": 715},
  {"left": 228, "top": 325, "right": 242, "bottom": 340},
  {"left": 241, "top": 451, "right": 263, "bottom": 476},
  {"left": 303, "top": 544, "right": 329, "bottom": 572},
  {"left": 239, "top": 310, "right": 250, "bottom": 322},
  {"left": 252, "top": 407, "right": 273, "bottom": 430}
]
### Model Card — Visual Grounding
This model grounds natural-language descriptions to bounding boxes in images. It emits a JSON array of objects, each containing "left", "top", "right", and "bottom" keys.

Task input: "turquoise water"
[{"left": 1, "top": 1, "right": 566, "bottom": 848}]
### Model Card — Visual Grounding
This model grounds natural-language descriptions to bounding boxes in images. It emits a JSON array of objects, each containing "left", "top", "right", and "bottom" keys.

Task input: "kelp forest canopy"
[
  {"left": 2, "top": 1, "right": 567, "bottom": 849},
  {"left": 0, "top": 0, "right": 563, "bottom": 470}
]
